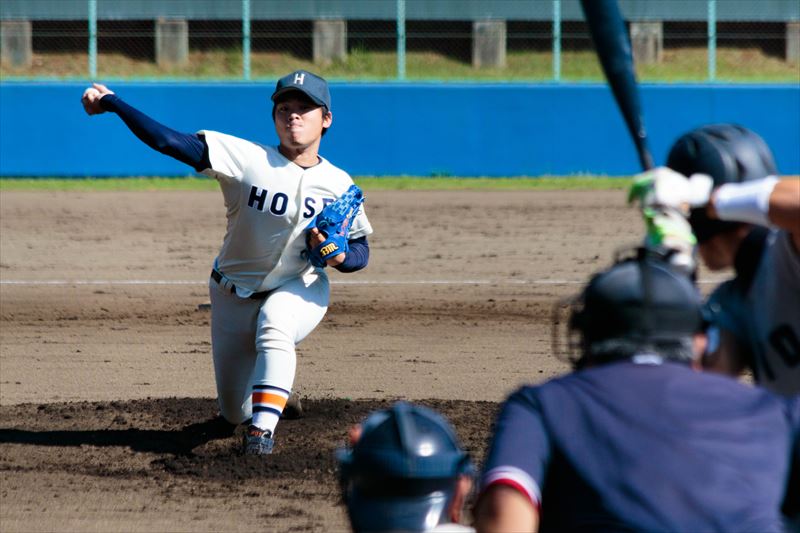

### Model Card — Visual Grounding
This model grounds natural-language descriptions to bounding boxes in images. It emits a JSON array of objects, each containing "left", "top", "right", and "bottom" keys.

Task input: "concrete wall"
[{"left": 1, "top": 82, "right": 798, "bottom": 176}]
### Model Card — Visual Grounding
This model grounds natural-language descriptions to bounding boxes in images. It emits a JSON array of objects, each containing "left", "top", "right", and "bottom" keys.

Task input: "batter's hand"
[
  {"left": 81, "top": 83, "right": 115, "bottom": 116},
  {"left": 628, "top": 167, "right": 714, "bottom": 215},
  {"left": 308, "top": 227, "right": 346, "bottom": 267},
  {"left": 641, "top": 206, "right": 697, "bottom": 275}
]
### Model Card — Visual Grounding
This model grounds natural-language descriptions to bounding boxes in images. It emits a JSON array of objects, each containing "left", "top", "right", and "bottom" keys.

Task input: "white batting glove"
[
  {"left": 641, "top": 206, "right": 698, "bottom": 276},
  {"left": 628, "top": 167, "right": 714, "bottom": 215}
]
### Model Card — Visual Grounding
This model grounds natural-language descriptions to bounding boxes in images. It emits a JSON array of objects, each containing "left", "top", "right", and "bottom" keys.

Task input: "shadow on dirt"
[
  {"left": 0, "top": 415, "right": 236, "bottom": 455},
  {"left": 0, "top": 397, "right": 498, "bottom": 482}
]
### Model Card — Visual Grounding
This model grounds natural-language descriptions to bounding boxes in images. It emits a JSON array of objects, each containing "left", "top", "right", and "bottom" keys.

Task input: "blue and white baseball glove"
[{"left": 306, "top": 184, "right": 365, "bottom": 268}]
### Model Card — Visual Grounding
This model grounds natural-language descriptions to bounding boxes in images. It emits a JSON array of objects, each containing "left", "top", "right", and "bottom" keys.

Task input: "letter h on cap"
[{"left": 293, "top": 72, "right": 305, "bottom": 85}]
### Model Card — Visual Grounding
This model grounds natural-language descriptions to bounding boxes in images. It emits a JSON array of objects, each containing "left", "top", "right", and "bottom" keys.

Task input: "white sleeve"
[
  {"left": 322, "top": 165, "right": 374, "bottom": 240},
  {"left": 348, "top": 204, "right": 373, "bottom": 240},
  {"left": 198, "top": 130, "right": 263, "bottom": 181},
  {"left": 713, "top": 176, "right": 779, "bottom": 227}
]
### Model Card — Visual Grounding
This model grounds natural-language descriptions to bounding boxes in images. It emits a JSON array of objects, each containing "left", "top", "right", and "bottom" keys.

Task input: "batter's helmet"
[
  {"left": 666, "top": 124, "right": 777, "bottom": 242},
  {"left": 336, "top": 401, "right": 474, "bottom": 533},
  {"left": 564, "top": 249, "right": 704, "bottom": 369}
]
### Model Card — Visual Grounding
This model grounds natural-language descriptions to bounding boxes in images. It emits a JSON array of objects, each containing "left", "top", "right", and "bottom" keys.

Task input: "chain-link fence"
[{"left": 1, "top": 0, "right": 798, "bottom": 82}]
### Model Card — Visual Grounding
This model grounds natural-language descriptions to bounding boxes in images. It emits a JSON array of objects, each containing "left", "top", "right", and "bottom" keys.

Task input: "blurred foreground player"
[
  {"left": 474, "top": 251, "right": 799, "bottom": 532},
  {"left": 337, "top": 402, "right": 475, "bottom": 532},
  {"left": 629, "top": 124, "right": 800, "bottom": 394}
]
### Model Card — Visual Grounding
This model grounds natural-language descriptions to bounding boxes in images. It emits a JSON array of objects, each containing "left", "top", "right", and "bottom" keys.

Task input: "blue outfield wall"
[{"left": 0, "top": 82, "right": 798, "bottom": 177}]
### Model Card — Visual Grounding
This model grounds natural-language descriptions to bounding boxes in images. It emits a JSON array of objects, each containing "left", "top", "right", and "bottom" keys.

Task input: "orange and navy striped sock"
[{"left": 251, "top": 384, "right": 289, "bottom": 434}]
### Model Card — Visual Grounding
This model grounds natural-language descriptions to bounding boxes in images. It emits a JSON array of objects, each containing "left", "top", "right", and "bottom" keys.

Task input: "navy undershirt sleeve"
[
  {"left": 335, "top": 236, "right": 369, "bottom": 273},
  {"left": 99, "top": 94, "right": 210, "bottom": 172}
]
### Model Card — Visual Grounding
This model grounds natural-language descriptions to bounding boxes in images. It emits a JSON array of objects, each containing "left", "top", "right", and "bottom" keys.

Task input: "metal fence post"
[
  {"left": 708, "top": 0, "right": 716, "bottom": 81},
  {"left": 553, "top": 0, "right": 561, "bottom": 81},
  {"left": 88, "top": 0, "right": 97, "bottom": 78},
  {"left": 242, "top": 0, "right": 251, "bottom": 80},
  {"left": 397, "top": 0, "right": 406, "bottom": 80}
]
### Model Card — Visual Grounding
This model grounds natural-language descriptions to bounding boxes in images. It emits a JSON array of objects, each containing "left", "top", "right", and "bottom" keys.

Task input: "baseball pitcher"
[{"left": 82, "top": 70, "right": 373, "bottom": 455}]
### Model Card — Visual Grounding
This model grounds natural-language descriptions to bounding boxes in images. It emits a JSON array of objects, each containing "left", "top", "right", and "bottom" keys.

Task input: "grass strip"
[
  {"left": 0, "top": 177, "right": 218, "bottom": 192},
  {"left": 0, "top": 176, "right": 632, "bottom": 192},
  {"left": 354, "top": 176, "right": 631, "bottom": 190}
]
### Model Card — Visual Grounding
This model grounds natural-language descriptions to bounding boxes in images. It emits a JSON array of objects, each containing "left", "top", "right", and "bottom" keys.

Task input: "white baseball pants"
[{"left": 208, "top": 272, "right": 329, "bottom": 431}]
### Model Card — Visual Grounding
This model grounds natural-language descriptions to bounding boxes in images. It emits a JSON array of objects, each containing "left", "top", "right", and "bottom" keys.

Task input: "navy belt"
[{"left": 211, "top": 269, "right": 270, "bottom": 299}]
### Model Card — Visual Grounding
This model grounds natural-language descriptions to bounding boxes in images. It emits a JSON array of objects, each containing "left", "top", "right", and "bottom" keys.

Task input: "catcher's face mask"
[
  {"left": 551, "top": 294, "right": 585, "bottom": 370},
  {"left": 552, "top": 248, "right": 705, "bottom": 371}
]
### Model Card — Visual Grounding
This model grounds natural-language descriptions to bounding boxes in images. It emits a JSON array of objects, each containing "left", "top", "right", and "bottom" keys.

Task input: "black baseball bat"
[{"left": 580, "top": 0, "right": 654, "bottom": 170}]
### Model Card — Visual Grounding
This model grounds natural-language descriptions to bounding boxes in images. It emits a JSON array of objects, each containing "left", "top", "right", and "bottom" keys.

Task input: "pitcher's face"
[{"left": 274, "top": 95, "right": 331, "bottom": 149}]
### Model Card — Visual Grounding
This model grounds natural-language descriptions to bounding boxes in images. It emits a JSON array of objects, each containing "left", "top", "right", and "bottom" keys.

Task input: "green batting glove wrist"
[
  {"left": 642, "top": 207, "right": 697, "bottom": 249},
  {"left": 628, "top": 174, "right": 655, "bottom": 205}
]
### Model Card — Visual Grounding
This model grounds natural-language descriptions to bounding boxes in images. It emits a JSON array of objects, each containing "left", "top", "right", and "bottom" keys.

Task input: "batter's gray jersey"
[
  {"left": 199, "top": 130, "right": 372, "bottom": 295},
  {"left": 709, "top": 229, "right": 800, "bottom": 395}
]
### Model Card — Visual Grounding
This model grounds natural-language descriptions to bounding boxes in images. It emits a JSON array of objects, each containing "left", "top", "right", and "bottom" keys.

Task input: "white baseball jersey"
[{"left": 198, "top": 130, "right": 372, "bottom": 295}]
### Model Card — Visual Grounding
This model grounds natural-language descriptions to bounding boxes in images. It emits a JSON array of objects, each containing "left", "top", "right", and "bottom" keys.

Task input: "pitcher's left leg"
[{"left": 249, "top": 274, "right": 329, "bottom": 445}]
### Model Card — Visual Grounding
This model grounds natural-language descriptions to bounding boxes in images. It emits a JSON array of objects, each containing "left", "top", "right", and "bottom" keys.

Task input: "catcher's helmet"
[
  {"left": 336, "top": 401, "right": 474, "bottom": 533},
  {"left": 666, "top": 124, "right": 777, "bottom": 242},
  {"left": 566, "top": 250, "right": 704, "bottom": 369}
]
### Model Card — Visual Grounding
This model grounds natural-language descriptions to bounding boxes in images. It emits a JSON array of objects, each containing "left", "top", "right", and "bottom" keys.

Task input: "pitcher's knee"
[
  {"left": 255, "top": 328, "right": 296, "bottom": 355},
  {"left": 217, "top": 393, "right": 251, "bottom": 425}
]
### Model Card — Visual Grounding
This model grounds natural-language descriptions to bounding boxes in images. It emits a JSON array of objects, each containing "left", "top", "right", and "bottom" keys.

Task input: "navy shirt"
[
  {"left": 480, "top": 359, "right": 800, "bottom": 532},
  {"left": 707, "top": 229, "right": 800, "bottom": 395}
]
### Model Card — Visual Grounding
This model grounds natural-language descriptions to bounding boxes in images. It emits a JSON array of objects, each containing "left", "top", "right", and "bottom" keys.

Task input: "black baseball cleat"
[{"left": 243, "top": 425, "right": 274, "bottom": 455}]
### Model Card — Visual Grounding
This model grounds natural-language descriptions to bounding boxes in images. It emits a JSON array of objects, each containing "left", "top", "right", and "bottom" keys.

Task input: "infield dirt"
[{"left": 1, "top": 189, "right": 694, "bottom": 531}]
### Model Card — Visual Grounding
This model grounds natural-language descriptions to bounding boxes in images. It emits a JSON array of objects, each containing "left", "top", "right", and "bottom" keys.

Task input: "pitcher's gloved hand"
[{"left": 306, "top": 184, "right": 365, "bottom": 268}]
